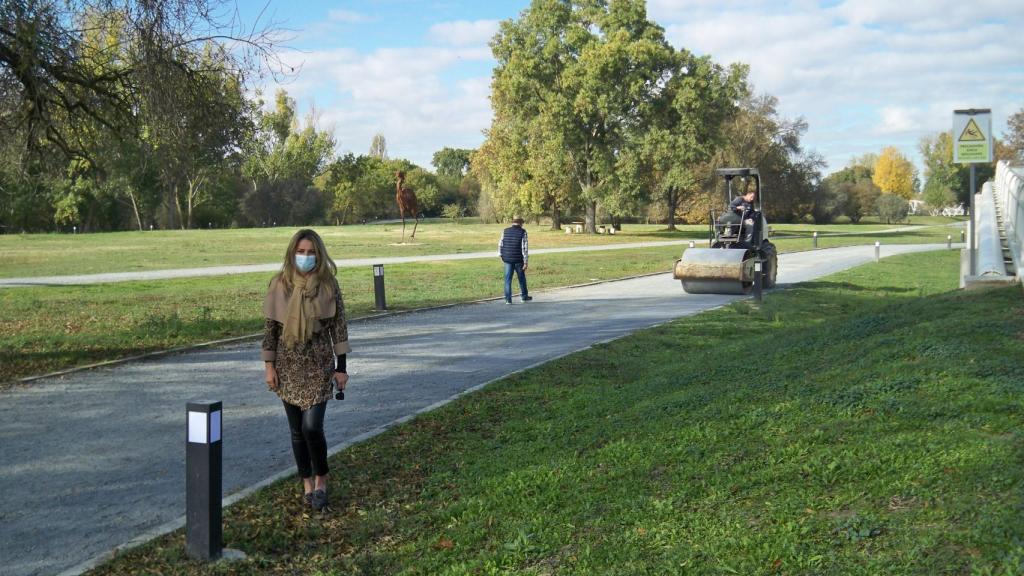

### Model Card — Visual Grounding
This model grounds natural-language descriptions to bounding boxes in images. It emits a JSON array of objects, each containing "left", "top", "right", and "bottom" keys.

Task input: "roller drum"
[{"left": 674, "top": 248, "right": 755, "bottom": 294}]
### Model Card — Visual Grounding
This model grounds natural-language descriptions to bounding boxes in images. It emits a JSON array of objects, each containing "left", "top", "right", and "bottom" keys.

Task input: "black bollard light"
[
  {"left": 812, "top": 231, "right": 818, "bottom": 248},
  {"left": 947, "top": 234, "right": 952, "bottom": 250},
  {"left": 373, "top": 264, "right": 387, "bottom": 311},
  {"left": 874, "top": 241, "right": 881, "bottom": 263},
  {"left": 186, "top": 400, "right": 223, "bottom": 561}
]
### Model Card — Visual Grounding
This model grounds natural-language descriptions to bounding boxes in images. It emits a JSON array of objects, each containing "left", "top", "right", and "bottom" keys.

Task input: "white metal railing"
[
  {"left": 977, "top": 182, "right": 1008, "bottom": 276},
  {"left": 993, "top": 161, "right": 1023, "bottom": 276}
]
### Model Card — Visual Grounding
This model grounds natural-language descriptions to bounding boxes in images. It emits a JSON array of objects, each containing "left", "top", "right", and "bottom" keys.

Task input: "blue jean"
[{"left": 503, "top": 261, "right": 528, "bottom": 302}]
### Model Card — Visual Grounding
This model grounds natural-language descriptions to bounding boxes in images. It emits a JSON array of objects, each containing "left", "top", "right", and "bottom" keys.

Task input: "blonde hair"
[{"left": 273, "top": 228, "right": 337, "bottom": 293}]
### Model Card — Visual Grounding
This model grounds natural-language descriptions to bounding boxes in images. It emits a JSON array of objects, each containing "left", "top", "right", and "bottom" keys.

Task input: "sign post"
[{"left": 952, "top": 109, "right": 992, "bottom": 276}]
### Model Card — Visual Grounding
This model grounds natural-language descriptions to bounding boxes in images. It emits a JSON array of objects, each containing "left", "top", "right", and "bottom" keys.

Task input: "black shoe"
[
  {"left": 521, "top": 295, "right": 533, "bottom": 302},
  {"left": 303, "top": 492, "right": 313, "bottom": 507},
  {"left": 311, "top": 489, "right": 328, "bottom": 511}
]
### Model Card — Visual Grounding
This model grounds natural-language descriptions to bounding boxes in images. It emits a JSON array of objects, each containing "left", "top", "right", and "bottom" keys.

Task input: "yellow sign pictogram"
[
  {"left": 959, "top": 118, "right": 985, "bottom": 142},
  {"left": 953, "top": 110, "right": 992, "bottom": 163}
]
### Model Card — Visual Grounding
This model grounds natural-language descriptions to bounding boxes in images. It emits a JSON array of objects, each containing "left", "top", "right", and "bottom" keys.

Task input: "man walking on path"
[{"left": 499, "top": 216, "right": 532, "bottom": 304}]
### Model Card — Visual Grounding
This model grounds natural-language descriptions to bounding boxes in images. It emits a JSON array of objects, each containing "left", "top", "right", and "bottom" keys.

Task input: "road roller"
[{"left": 673, "top": 168, "right": 778, "bottom": 294}]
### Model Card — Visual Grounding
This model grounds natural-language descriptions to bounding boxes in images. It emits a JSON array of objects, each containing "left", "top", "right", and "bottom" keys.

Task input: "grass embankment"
[
  {"left": 0, "top": 220, "right": 962, "bottom": 383},
  {"left": 88, "top": 250, "right": 1024, "bottom": 575},
  {"left": 0, "top": 217, "right": 960, "bottom": 278}
]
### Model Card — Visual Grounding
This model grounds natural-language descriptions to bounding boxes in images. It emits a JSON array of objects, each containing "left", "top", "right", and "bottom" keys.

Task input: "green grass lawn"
[
  {"left": 0, "top": 217, "right": 961, "bottom": 278},
  {"left": 86, "top": 250, "right": 1024, "bottom": 575},
  {"left": 0, "top": 219, "right": 964, "bottom": 383},
  {"left": 0, "top": 222, "right": 703, "bottom": 278},
  {"left": 0, "top": 246, "right": 683, "bottom": 383}
]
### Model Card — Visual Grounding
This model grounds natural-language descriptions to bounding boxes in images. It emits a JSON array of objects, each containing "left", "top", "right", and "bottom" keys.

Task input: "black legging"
[{"left": 282, "top": 400, "right": 329, "bottom": 478}]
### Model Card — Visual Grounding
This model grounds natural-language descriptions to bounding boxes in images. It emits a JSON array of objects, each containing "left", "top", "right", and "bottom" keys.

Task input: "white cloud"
[
  {"left": 268, "top": 46, "right": 494, "bottom": 167},
  {"left": 656, "top": 1, "right": 1024, "bottom": 171},
  {"left": 876, "top": 106, "right": 926, "bottom": 135},
  {"left": 834, "top": 0, "right": 1021, "bottom": 28},
  {"left": 270, "top": 1, "right": 1024, "bottom": 174},
  {"left": 428, "top": 19, "right": 500, "bottom": 47}
]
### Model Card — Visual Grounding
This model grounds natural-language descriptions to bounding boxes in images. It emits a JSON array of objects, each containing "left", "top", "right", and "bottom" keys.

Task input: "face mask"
[{"left": 295, "top": 254, "right": 316, "bottom": 273}]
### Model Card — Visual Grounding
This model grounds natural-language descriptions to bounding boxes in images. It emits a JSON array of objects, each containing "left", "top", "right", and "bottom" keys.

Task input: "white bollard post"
[{"left": 874, "top": 241, "right": 880, "bottom": 263}]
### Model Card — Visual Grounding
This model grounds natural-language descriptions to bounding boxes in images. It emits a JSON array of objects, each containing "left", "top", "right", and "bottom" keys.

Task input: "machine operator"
[{"left": 729, "top": 186, "right": 757, "bottom": 215}]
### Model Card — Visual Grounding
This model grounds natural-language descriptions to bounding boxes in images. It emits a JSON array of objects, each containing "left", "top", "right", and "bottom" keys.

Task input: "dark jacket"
[
  {"left": 499, "top": 225, "right": 528, "bottom": 263},
  {"left": 730, "top": 196, "right": 754, "bottom": 214}
]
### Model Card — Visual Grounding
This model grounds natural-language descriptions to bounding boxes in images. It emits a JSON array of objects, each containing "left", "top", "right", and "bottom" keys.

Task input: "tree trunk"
[
  {"left": 127, "top": 189, "right": 143, "bottom": 231},
  {"left": 549, "top": 201, "right": 561, "bottom": 231},
  {"left": 186, "top": 175, "right": 203, "bottom": 230},
  {"left": 174, "top": 185, "right": 186, "bottom": 230},
  {"left": 665, "top": 186, "right": 677, "bottom": 231},
  {"left": 584, "top": 200, "right": 597, "bottom": 234},
  {"left": 165, "top": 187, "right": 178, "bottom": 230}
]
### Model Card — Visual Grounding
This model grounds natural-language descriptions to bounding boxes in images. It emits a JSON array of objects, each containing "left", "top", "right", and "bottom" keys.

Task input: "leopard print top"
[{"left": 262, "top": 277, "right": 351, "bottom": 409}]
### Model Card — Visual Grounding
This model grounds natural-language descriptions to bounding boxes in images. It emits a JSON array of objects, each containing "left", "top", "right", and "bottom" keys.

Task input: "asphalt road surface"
[{"left": 0, "top": 243, "right": 950, "bottom": 576}]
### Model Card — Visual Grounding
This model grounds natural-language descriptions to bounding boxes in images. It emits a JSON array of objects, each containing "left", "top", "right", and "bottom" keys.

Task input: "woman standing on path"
[{"left": 262, "top": 229, "right": 351, "bottom": 511}]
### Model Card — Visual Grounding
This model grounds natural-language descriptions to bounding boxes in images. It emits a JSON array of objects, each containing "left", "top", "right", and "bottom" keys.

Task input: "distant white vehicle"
[{"left": 941, "top": 203, "right": 966, "bottom": 217}]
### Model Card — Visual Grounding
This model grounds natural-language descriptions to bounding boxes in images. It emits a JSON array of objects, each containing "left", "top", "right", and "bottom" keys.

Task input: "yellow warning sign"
[
  {"left": 959, "top": 118, "right": 985, "bottom": 142},
  {"left": 953, "top": 110, "right": 991, "bottom": 163}
]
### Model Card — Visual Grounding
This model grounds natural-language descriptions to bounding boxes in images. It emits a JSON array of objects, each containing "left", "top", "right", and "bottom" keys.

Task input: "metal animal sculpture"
[{"left": 395, "top": 170, "right": 419, "bottom": 242}]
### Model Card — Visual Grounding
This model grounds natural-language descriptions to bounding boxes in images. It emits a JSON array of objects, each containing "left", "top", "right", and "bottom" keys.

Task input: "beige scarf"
[{"left": 263, "top": 271, "right": 336, "bottom": 349}]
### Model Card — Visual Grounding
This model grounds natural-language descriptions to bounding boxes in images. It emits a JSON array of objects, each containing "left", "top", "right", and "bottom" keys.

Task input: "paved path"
[
  {"left": 0, "top": 244, "right": 950, "bottom": 575},
  {"left": 0, "top": 223, "right": 962, "bottom": 287}
]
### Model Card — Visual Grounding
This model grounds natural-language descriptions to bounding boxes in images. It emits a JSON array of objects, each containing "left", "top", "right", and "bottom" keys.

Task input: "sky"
[{"left": 236, "top": 0, "right": 1024, "bottom": 176}]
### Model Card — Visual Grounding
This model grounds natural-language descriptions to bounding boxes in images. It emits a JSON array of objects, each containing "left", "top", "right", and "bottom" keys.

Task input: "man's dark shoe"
[
  {"left": 521, "top": 295, "right": 533, "bottom": 302},
  {"left": 311, "top": 489, "right": 328, "bottom": 511},
  {"left": 303, "top": 492, "right": 313, "bottom": 507}
]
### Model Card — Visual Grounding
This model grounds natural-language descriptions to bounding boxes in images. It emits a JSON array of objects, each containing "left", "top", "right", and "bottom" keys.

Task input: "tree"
[
  {"left": 685, "top": 92, "right": 822, "bottom": 224},
  {"left": 241, "top": 89, "right": 335, "bottom": 226},
  {"left": 489, "top": 0, "right": 677, "bottom": 233},
  {"left": 822, "top": 162, "right": 880, "bottom": 223},
  {"left": 441, "top": 203, "right": 463, "bottom": 222},
  {"left": 0, "top": 2, "right": 285, "bottom": 232},
  {"left": 368, "top": 134, "right": 388, "bottom": 160},
  {"left": 636, "top": 52, "right": 747, "bottom": 230},
  {"left": 876, "top": 193, "right": 908, "bottom": 224},
  {"left": 1005, "top": 107, "right": 1024, "bottom": 163},
  {"left": 432, "top": 147, "right": 473, "bottom": 180},
  {"left": 848, "top": 179, "right": 881, "bottom": 223},
  {"left": 919, "top": 132, "right": 960, "bottom": 211},
  {"left": 146, "top": 45, "right": 252, "bottom": 229},
  {"left": 0, "top": 0, "right": 284, "bottom": 162},
  {"left": 872, "top": 146, "right": 915, "bottom": 199}
]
